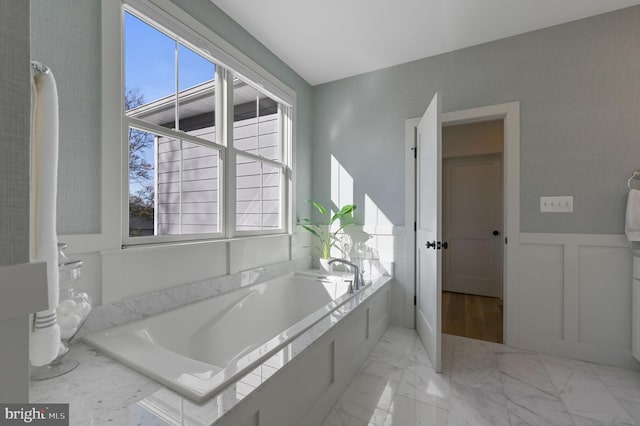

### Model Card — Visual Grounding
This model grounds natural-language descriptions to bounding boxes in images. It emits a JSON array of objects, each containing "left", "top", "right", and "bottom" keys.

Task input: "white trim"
[
  {"left": 105, "top": 0, "right": 295, "bottom": 248},
  {"left": 404, "top": 119, "right": 418, "bottom": 329},
  {"left": 224, "top": 68, "right": 236, "bottom": 239},
  {"left": 0, "top": 262, "right": 48, "bottom": 321},
  {"left": 517, "top": 232, "right": 638, "bottom": 370},
  {"left": 405, "top": 101, "right": 521, "bottom": 345},
  {"left": 283, "top": 103, "right": 294, "bottom": 234},
  {"left": 125, "top": 118, "right": 225, "bottom": 153},
  {"left": 103, "top": 231, "right": 291, "bottom": 255},
  {"left": 520, "top": 232, "right": 628, "bottom": 246},
  {"left": 127, "top": 0, "right": 294, "bottom": 106},
  {"left": 102, "top": 0, "right": 124, "bottom": 251},
  {"left": 123, "top": 231, "right": 227, "bottom": 248},
  {"left": 58, "top": 234, "right": 103, "bottom": 254}
]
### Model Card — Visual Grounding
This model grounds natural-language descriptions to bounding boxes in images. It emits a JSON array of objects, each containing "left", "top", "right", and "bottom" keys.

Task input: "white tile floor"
[{"left": 321, "top": 327, "right": 640, "bottom": 426}]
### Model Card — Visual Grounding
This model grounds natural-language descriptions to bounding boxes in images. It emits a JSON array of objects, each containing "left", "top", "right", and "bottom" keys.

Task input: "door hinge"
[
  {"left": 505, "top": 237, "right": 508, "bottom": 245},
  {"left": 411, "top": 146, "right": 417, "bottom": 159},
  {"left": 414, "top": 295, "right": 417, "bottom": 306},
  {"left": 414, "top": 221, "right": 417, "bottom": 232}
]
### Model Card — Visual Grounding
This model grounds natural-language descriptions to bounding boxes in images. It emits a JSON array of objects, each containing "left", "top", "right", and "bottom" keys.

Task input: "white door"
[
  {"left": 443, "top": 154, "right": 503, "bottom": 298},
  {"left": 415, "top": 92, "right": 442, "bottom": 372}
]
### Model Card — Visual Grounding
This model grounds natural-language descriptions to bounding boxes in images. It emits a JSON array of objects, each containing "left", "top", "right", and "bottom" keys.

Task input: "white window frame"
[{"left": 103, "top": 0, "right": 296, "bottom": 248}]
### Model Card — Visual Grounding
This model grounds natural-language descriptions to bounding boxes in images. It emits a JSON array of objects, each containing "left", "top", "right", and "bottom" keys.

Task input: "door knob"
[
  {"left": 443, "top": 242, "right": 449, "bottom": 249},
  {"left": 426, "top": 241, "right": 436, "bottom": 249},
  {"left": 493, "top": 230, "right": 500, "bottom": 236}
]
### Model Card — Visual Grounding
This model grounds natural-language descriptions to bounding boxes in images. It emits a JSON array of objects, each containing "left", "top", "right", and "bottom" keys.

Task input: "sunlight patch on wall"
[
  {"left": 364, "top": 194, "right": 393, "bottom": 231},
  {"left": 331, "top": 155, "right": 353, "bottom": 209}
]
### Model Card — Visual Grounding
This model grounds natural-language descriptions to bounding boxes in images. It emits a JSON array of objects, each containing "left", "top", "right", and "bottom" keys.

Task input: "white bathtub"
[{"left": 84, "top": 271, "right": 368, "bottom": 402}]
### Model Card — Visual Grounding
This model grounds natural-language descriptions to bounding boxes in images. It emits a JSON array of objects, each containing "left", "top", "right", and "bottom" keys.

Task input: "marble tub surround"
[
  {"left": 30, "top": 273, "right": 391, "bottom": 425},
  {"left": 77, "top": 257, "right": 310, "bottom": 339},
  {"left": 128, "top": 274, "right": 392, "bottom": 425},
  {"left": 84, "top": 271, "right": 383, "bottom": 402},
  {"left": 321, "top": 329, "right": 640, "bottom": 426},
  {"left": 31, "top": 325, "right": 640, "bottom": 425},
  {"left": 30, "top": 343, "right": 161, "bottom": 425}
]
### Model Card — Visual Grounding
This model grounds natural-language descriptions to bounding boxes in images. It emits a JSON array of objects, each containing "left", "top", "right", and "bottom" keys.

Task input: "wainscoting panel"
[
  {"left": 578, "top": 245, "right": 632, "bottom": 349},
  {"left": 519, "top": 243, "right": 564, "bottom": 340},
  {"left": 519, "top": 233, "right": 638, "bottom": 370}
]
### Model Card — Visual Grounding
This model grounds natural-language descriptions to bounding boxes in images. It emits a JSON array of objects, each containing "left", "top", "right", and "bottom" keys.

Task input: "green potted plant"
[{"left": 298, "top": 201, "right": 356, "bottom": 271}]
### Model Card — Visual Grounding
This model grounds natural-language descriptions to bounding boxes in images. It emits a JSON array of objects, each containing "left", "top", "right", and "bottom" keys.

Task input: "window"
[
  {"left": 122, "top": 5, "right": 292, "bottom": 243},
  {"left": 233, "top": 77, "right": 284, "bottom": 231}
]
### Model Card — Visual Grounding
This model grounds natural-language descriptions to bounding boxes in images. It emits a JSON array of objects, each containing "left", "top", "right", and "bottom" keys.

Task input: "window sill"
[{"left": 118, "top": 231, "right": 292, "bottom": 253}]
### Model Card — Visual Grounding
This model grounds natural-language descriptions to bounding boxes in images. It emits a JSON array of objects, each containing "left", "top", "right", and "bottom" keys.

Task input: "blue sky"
[
  {"left": 125, "top": 12, "right": 216, "bottom": 104},
  {"left": 126, "top": 12, "right": 218, "bottom": 199}
]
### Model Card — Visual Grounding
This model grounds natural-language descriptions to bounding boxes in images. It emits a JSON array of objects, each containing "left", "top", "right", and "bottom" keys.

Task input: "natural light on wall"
[
  {"left": 328, "top": 154, "right": 396, "bottom": 279},
  {"left": 364, "top": 194, "right": 393, "bottom": 231},
  {"left": 330, "top": 155, "right": 353, "bottom": 209},
  {"left": 363, "top": 194, "right": 395, "bottom": 279}
]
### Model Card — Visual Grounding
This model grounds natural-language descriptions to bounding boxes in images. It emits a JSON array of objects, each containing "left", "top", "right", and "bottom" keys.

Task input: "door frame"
[{"left": 404, "top": 101, "right": 520, "bottom": 347}]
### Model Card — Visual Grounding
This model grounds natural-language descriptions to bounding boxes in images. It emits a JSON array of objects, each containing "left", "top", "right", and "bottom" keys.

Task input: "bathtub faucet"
[{"left": 328, "top": 258, "right": 364, "bottom": 290}]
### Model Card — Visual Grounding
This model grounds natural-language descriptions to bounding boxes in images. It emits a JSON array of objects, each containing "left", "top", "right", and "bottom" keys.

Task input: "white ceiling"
[{"left": 210, "top": 0, "right": 640, "bottom": 86}]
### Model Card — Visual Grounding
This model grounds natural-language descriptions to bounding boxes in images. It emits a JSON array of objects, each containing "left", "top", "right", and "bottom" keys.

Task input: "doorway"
[
  {"left": 404, "top": 101, "right": 520, "bottom": 368},
  {"left": 441, "top": 120, "right": 504, "bottom": 343}
]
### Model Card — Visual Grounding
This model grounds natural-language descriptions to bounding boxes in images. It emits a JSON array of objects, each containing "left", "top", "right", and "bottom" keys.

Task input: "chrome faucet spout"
[{"left": 328, "top": 258, "right": 363, "bottom": 290}]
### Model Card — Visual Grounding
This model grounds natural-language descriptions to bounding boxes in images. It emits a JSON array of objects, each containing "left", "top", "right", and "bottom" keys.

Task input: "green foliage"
[
  {"left": 298, "top": 200, "right": 356, "bottom": 259},
  {"left": 126, "top": 88, "right": 155, "bottom": 237}
]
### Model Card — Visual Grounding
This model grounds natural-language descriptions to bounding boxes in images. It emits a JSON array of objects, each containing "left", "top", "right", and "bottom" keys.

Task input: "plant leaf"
[
  {"left": 332, "top": 223, "right": 351, "bottom": 236},
  {"left": 298, "top": 218, "right": 319, "bottom": 228},
  {"left": 330, "top": 204, "right": 355, "bottom": 225},
  {"left": 301, "top": 225, "right": 321, "bottom": 240},
  {"left": 309, "top": 200, "right": 326, "bottom": 216}
]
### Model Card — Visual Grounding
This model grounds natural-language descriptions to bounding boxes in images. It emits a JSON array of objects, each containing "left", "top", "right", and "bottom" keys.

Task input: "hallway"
[{"left": 442, "top": 291, "right": 503, "bottom": 343}]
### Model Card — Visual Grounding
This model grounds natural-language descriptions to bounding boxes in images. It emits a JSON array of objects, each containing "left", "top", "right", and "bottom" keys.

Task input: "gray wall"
[
  {"left": 312, "top": 6, "right": 640, "bottom": 234},
  {"left": 0, "top": 0, "right": 31, "bottom": 403},
  {"left": 31, "top": 0, "right": 101, "bottom": 235},
  {"left": 30, "top": 0, "right": 313, "bottom": 235}
]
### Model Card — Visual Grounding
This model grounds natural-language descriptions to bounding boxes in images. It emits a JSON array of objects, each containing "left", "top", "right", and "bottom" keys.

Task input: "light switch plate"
[{"left": 540, "top": 196, "right": 573, "bottom": 212}]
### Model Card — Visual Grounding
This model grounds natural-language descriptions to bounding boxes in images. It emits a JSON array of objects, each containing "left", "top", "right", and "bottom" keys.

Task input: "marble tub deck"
[{"left": 31, "top": 327, "right": 640, "bottom": 425}]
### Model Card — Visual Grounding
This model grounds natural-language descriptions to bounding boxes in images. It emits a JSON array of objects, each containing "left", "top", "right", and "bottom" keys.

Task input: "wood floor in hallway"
[{"left": 442, "top": 291, "right": 503, "bottom": 343}]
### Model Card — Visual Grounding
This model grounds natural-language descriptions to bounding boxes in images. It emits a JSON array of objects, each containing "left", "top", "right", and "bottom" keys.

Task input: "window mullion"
[
  {"left": 154, "top": 135, "right": 159, "bottom": 236},
  {"left": 179, "top": 138, "right": 183, "bottom": 235},
  {"left": 224, "top": 69, "right": 236, "bottom": 238},
  {"left": 126, "top": 116, "right": 223, "bottom": 150},
  {"left": 232, "top": 149, "right": 284, "bottom": 169},
  {"left": 260, "top": 162, "right": 264, "bottom": 230},
  {"left": 175, "top": 40, "right": 179, "bottom": 130}
]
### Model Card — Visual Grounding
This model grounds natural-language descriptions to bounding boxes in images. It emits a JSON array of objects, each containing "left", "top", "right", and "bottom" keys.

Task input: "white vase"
[{"left": 319, "top": 258, "right": 332, "bottom": 273}]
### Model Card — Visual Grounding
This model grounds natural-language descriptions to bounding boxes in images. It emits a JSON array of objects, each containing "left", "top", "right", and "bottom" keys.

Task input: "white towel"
[
  {"left": 625, "top": 189, "right": 640, "bottom": 241},
  {"left": 29, "top": 68, "right": 62, "bottom": 366}
]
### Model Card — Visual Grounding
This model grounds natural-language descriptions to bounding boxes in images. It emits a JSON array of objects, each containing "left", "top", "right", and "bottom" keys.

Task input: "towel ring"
[{"left": 627, "top": 170, "right": 640, "bottom": 189}]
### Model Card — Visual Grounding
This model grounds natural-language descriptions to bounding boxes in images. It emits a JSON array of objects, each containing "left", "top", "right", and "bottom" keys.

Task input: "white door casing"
[
  {"left": 443, "top": 154, "right": 503, "bottom": 298},
  {"left": 415, "top": 92, "right": 442, "bottom": 372},
  {"left": 404, "top": 101, "right": 520, "bottom": 347}
]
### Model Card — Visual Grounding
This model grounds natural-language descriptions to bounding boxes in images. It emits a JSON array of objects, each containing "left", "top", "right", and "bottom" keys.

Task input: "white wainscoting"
[
  {"left": 61, "top": 232, "right": 312, "bottom": 306},
  {"left": 519, "top": 233, "right": 639, "bottom": 370}
]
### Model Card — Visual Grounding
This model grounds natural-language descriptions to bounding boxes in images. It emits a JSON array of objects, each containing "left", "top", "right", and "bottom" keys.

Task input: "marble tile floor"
[{"left": 320, "top": 326, "right": 640, "bottom": 426}]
